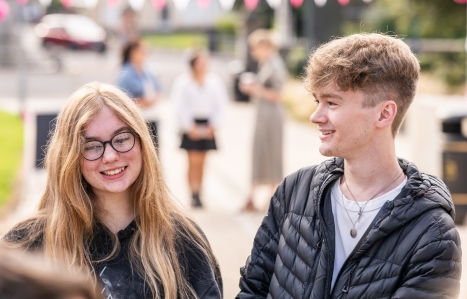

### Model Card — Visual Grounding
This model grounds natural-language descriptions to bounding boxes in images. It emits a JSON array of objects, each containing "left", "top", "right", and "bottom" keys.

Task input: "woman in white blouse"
[{"left": 171, "top": 49, "right": 228, "bottom": 208}]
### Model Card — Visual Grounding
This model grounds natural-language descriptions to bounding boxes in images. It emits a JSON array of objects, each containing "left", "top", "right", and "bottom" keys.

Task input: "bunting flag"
[
  {"left": 197, "top": 0, "right": 210, "bottom": 8},
  {"left": 290, "top": 0, "right": 303, "bottom": 8},
  {"left": 265, "top": 0, "right": 281, "bottom": 8},
  {"left": 172, "top": 0, "right": 189, "bottom": 11},
  {"left": 218, "top": 0, "right": 235, "bottom": 11},
  {"left": 61, "top": 0, "right": 73, "bottom": 7},
  {"left": 314, "top": 0, "right": 326, "bottom": 7},
  {"left": 244, "top": 0, "right": 259, "bottom": 10},
  {"left": 0, "top": 0, "right": 9, "bottom": 22},
  {"left": 108, "top": 0, "right": 119, "bottom": 6},
  {"left": 38, "top": 0, "right": 53, "bottom": 7},
  {"left": 337, "top": 0, "right": 349, "bottom": 5},
  {"left": 151, "top": 0, "right": 166, "bottom": 10}
]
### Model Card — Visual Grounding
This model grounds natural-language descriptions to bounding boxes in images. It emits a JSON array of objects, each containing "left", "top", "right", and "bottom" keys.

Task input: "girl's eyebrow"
[{"left": 84, "top": 126, "right": 132, "bottom": 141}]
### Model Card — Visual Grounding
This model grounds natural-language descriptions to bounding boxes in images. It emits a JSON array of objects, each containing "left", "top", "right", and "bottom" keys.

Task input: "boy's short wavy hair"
[{"left": 305, "top": 33, "right": 420, "bottom": 136}]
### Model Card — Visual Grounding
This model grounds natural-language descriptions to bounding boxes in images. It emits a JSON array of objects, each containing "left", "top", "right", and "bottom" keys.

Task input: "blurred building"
[{"left": 73, "top": 0, "right": 225, "bottom": 33}]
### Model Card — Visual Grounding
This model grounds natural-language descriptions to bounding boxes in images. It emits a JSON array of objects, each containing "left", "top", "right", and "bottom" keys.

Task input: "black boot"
[{"left": 191, "top": 193, "right": 203, "bottom": 208}]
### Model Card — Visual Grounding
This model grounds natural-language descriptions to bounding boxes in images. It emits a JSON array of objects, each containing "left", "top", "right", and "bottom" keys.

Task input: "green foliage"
[
  {"left": 350, "top": 0, "right": 467, "bottom": 89},
  {"left": 363, "top": 0, "right": 465, "bottom": 38},
  {"left": 0, "top": 112, "right": 23, "bottom": 207},
  {"left": 214, "top": 13, "right": 238, "bottom": 35},
  {"left": 142, "top": 32, "right": 208, "bottom": 50},
  {"left": 286, "top": 44, "right": 309, "bottom": 78}
]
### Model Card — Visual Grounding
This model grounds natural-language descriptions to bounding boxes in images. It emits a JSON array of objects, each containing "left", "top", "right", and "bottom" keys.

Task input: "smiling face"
[
  {"left": 310, "top": 84, "right": 382, "bottom": 159},
  {"left": 80, "top": 106, "right": 142, "bottom": 200}
]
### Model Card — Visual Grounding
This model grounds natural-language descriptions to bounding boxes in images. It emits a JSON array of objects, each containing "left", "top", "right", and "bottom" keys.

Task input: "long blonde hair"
[{"left": 1, "top": 82, "right": 220, "bottom": 299}]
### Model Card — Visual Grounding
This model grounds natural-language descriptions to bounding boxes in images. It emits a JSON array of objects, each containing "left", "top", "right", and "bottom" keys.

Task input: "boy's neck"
[{"left": 341, "top": 136, "right": 404, "bottom": 202}]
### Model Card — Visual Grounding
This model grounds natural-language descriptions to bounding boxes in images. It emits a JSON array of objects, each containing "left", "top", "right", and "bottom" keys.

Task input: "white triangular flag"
[
  {"left": 265, "top": 0, "right": 281, "bottom": 8},
  {"left": 173, "top": 0, "right": 190, "bottom": 10},
  {"left": 128, "top": 0, "right": 145, "bottom": 10},
  {"left": 38, "top": 0, "right": 52, "bottom": 6},
  {"left": 314, "top": 0, "right": 326, "bottom": 7},
  {"left": 218, "top": 0, "right": 235, "bottom": 11},
  {"left": 83, "top": 0, "right": 98, "bottom": 8}
]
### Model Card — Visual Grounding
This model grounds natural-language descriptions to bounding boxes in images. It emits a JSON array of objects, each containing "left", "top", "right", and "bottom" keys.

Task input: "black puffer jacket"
[{"left": 237, "top": 158, "right": 461, "bottom": 299}]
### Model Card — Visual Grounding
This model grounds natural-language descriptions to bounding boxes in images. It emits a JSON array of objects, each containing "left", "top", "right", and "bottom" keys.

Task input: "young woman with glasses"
[{"left": 1, "top": 82, "right": 222, "bottom": 299}]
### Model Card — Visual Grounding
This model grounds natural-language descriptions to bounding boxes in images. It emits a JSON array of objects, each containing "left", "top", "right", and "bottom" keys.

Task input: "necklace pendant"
[{"left": 350, "top": 228, "right": 357, "bottom": 238}]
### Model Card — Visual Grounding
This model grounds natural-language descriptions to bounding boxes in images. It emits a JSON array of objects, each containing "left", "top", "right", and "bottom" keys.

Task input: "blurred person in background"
[
  {"left": 171, "top": 48, "right": 228, "bottom": 208},
  {"left": 117, "top": 7, "right": 140, "bottom": 47},
  {"left": 237, "top": 33, "right": 461, "bottom": 299},
  {"left": 1, "top": 82, "right": 222, "bottom": 299},
  {"left": 239, "top": 29, "right": 287, "bottom": 212},
  {"left": 117, "top": 39, "right": 161, "bottom": 152},
  {"left": 0, "top": 249, "right": 100, "bottom": 299}
]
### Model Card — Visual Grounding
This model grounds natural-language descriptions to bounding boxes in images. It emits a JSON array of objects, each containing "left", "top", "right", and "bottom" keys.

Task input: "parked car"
[{"left": 35, "top": 14, "right": 107, "bottom": 53}]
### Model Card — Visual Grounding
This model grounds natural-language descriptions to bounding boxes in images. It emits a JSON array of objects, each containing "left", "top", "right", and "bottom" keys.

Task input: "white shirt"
[
  {"left": 330, "top": 176, "right": 407, "bottom": 290},
  {"left": 171, "top": 72, "right": 229, "bottom": 132}
]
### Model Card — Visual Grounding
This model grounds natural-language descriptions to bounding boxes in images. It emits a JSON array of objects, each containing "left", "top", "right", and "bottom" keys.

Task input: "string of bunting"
[
  {"left": 3, "top": 0, "right": 464, "bottom": 23},
  {"left": 7, "top": 0, "right": 358, "bottom": 11}
]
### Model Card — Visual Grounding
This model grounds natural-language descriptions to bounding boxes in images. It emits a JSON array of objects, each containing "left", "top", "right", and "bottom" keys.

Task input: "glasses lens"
[
  {"left": 112, "top": 132, "right": 135, "bottom": 153},
  {"left": 82, "top": 141, "right": 104, "bottom": 161}
]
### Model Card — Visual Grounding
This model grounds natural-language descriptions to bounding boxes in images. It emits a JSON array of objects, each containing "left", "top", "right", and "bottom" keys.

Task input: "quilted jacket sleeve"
[
  {"left": 391, "top": 211, "right": 462, "bottom": 299},
  {"left": 236, "top": 181, "right": 287, "bottom": 299}
]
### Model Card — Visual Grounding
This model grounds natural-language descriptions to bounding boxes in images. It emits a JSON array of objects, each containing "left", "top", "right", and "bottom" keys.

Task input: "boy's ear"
[{"left": 376, "top": 100, "right": 397, "bottom": 128}]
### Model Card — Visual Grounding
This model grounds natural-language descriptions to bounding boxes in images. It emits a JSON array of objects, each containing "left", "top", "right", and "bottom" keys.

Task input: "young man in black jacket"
[{"left": 236, "top": 33, "right": 462, "bottom": 299}]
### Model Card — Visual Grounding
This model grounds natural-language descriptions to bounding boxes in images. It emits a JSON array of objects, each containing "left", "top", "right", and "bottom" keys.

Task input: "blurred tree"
[
  {"left": 353, "top": 0, "right": 466, "bottom": 89},
  {"left": 363, "top": 0, "right": 465, "bottom": 38}
]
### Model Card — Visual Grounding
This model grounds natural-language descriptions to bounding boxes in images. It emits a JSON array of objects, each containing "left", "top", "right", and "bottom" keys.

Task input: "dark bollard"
[
  {"left": 441, "top": 110, "right": 467, "bottom": 225},
  {"left": 35, "top": 113, "right": 57, "bottom": 168}
]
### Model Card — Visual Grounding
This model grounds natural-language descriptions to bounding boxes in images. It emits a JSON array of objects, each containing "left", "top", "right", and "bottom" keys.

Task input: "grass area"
[
  {"left": 0, "top": 111, "right": 23, "bottom": 207},
  {"left": 143, "top": 32, "right": 208, "bottom": 50}
]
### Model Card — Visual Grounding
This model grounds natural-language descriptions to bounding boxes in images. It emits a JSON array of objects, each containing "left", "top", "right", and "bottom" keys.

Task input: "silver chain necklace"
[{"left": 340, "top": 171, "right": 403, "bottom": 238}]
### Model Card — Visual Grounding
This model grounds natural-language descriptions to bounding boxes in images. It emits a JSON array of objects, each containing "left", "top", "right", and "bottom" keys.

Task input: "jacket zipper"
[
  {"left": 330, "top": 201, "right": 390, "bottom": 297},
  {"left": 342, "top": 268, "right": 354, "bottom": 293},
  {"left": 303, "top": 237, "right": 323, "bottom": 299},
  {"left": 304, "top": 172, "right": 341, "bottom": 299}
]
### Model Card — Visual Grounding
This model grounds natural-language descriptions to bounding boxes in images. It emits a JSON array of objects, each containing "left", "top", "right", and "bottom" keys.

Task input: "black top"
[
  {"left": 90, "top": 221, "right": 148, "bottom": 299},
  {"left": 5, "top": 220, "right": 223, "bottom": 299}
]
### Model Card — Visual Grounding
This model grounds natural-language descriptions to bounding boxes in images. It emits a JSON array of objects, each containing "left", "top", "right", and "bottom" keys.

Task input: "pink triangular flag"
[
  {"left": 151, "top": 0, "right": 166, "bottom": 11},
  {"left": 290, "top": 0, "right": 303, "bottom": 8},
  {"left": 0, "top": 0, "right": 10, "bottom": 22},
  {"left": 61, "top": 0, "right": 73, "bottom": 7},
  {"left": 244, "top": 0, "right": 259, "bottom": 10},
  {"left": 197, "top": 0, "right": 210, "bottom": 9}
]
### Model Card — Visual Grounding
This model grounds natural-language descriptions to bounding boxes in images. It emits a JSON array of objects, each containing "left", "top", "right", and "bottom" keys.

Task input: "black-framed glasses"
[{"left": 81, "top": 131, "right": 137, "bottom": 161}]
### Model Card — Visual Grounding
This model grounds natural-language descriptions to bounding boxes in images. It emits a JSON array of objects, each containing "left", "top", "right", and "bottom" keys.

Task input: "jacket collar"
[{"left": 315, "top": 157, "right": 455, "bottom": 226}]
